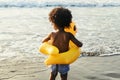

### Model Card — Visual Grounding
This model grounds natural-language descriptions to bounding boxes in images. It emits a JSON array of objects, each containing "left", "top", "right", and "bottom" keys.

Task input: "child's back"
[{"left": 50, "top": 30, "right": 82, "bottom": 53}]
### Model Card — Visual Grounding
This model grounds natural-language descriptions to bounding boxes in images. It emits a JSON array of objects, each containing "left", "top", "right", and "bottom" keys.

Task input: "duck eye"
[{"left": 74, "top": 25, "right": 76, "bottom": 31}]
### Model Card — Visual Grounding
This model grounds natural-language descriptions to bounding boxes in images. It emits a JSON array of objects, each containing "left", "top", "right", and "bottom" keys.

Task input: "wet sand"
[{"left": 0, "top": 55, "right": 120, "bottom": 80}]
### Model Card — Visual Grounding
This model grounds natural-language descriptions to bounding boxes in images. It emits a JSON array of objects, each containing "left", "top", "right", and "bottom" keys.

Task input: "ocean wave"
[{"left": 0, "top": 1, "right": 120, "bottom": 8}]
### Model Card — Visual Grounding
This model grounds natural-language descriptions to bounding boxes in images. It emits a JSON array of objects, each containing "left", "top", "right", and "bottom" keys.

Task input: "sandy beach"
[{"left": 0, "top": 55, "right": 120, "bottom": 80}]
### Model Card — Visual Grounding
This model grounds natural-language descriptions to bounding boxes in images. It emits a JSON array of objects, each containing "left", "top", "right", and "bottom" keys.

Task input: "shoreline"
[{"left": 0, "top": 55, "right": 120, "bottom": 80}]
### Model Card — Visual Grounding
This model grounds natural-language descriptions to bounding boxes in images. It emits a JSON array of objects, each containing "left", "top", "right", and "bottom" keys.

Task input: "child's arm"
[
  {"left": 69, "top": 33, "right": 83, "bottom": 47},
  {"left": 42, "top": 33, "right": 51, "bottom": 43}
]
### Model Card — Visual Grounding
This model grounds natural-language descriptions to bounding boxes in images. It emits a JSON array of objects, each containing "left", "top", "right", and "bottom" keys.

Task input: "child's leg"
[
  {"left": 58, "top": 64, "right": 69, "bottom": 80},
  {"left": 50, "top": 72, "right": 58, "bottom": 80},
  {"left": 50, "top": 65, "right": 58, "bottom": 80},
  {"left": 60, "top": 73, "right": 68, "bottom": 80}
]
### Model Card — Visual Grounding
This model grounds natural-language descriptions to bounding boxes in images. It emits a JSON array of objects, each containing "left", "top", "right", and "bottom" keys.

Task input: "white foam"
[{"left": 0, "top": 0, "right": 120, "bottom": 8}]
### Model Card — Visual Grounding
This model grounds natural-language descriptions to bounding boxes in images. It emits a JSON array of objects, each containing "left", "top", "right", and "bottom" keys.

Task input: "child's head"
[{"left": 49, "top": 7, "right": 72, "bottom": 29}]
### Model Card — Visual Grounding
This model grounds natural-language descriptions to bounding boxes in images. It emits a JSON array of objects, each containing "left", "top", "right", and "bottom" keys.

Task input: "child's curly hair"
[{"left": 49, "top": 7, "right": 72, "bottom": 28}]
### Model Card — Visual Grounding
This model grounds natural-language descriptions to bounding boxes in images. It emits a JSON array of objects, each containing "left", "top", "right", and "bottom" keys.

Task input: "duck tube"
[{"left": 39, "top": 22, "right": 81, "bottom": 65}]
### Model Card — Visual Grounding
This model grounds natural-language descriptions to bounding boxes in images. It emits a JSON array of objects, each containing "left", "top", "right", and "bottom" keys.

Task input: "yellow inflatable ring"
[{"left": 39, "top": 22, "right": 81, "bottom": 65}]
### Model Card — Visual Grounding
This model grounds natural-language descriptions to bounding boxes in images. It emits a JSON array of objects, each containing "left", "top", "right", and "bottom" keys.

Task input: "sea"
[{"left": 0, "top": 0, "right": 120, "bottom": 59}]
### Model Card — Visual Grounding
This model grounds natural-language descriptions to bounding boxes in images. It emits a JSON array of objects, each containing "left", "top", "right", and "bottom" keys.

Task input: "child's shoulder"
[
  {"left": 49, "top": 31, "right": 58, "bottom": 36},
  {"left": 66, "top": 32, "right": 73, "bottom": 35},
  {"left": 49, "top": 31, "right": 56, "bottom": 34}
]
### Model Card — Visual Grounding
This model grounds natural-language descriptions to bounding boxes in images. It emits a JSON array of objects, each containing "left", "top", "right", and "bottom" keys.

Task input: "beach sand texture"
[{"left": 0, "top": 56, "right": 120, "bottom": 80}]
